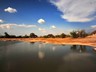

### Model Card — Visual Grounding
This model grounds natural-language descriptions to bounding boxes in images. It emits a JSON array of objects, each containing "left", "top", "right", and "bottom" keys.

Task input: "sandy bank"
[{"left": 0, "top": 37, "right": 96, "bottom": 48}]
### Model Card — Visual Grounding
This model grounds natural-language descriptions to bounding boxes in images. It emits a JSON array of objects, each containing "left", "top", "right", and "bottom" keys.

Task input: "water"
[{"left": 0, "top": 41, "right": 96, "bottom": 72}]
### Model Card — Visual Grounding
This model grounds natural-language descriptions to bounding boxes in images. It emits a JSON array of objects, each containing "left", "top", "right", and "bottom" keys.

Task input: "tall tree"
[
  {"left": 23, "top": 35, "right": 29, "bottom": 38},
  {"left": 77, "top": 30, "right": 87, "bottom": 38},
  {"left": 70, "top": 31, "right": 78, "bottom": 38},
  {"left": 60, "top": 33, "right": 66, "bottom": 38},
  {"left": 30, "top": 33, "right": 38, "bottom": 38},
  {"left": 47, "top": 34, "right": 54, "bottom": 38},
  {"left": 4, "top": 32, "right": 10, "bottom": 38}
]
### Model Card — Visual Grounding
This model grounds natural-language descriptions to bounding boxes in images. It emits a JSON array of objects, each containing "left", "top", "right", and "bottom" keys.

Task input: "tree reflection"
[
  {"left": 71, "top": 45, "right": 77, "bottom": 51},
  {"left": 70, "top": 45, "right": 86, "bottom": 53},
  {"left": 61, "top": 44, "right": 65, "bottom": 46},
  {"left": 30, "top": 42, "right": 35, "bottom": 44},
  {"left": 79, "top": 45, "right": 86, "bottom": 52},
  {"left": 0, "top": 41, "right": 20, "bottom": 47}
]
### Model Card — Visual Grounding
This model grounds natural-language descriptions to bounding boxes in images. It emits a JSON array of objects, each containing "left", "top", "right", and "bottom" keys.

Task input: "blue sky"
[{"left": 0, "top": 0, "right": 96, "bottom": 36}]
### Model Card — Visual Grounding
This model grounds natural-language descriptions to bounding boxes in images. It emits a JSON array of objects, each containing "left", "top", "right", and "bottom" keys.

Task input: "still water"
[{"left": 0, "top": 41, "right": 96, "bottom": 72}]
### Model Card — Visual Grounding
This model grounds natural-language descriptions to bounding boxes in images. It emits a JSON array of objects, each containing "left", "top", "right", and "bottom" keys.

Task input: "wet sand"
[{"left": 0, "top": 36, "right": 96, "bottom": 47}]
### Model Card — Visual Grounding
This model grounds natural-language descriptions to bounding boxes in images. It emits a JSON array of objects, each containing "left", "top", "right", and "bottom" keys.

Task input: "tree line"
[{"left": 0, "top": 30, "right": 96, "bottom": 38}]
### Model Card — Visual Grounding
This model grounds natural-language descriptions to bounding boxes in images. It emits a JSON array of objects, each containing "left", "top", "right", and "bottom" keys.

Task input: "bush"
[
  {"left": 60, "top": 33, "right": 66, "bottom": 38},
  {"left": 30, "top": 33, "right": 38, "bottom": 38},
  {"left": 23, "top": 35, "right": 29, "bottom": 38},
  {"left": 70, "top": 31, "right": 78, "bottom": 38},
  {"left": 47, "top": 34, "right": 55, "bottom": 38},
  {"left": 77, "top": 30, "right": 87, "bottom": 38},
  {"left": 70, "top": 30, "right": 87, "bottom": 38}
]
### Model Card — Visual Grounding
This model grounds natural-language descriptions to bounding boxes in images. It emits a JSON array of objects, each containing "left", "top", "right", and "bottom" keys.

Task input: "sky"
[{"left": 0, "top": 0, "right": 96, "bottom": 36}]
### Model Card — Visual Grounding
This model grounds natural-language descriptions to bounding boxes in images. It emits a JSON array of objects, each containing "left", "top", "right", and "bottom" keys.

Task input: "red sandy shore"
[{"left": 0, "top": 36, "right": 96, "bottom": 48}]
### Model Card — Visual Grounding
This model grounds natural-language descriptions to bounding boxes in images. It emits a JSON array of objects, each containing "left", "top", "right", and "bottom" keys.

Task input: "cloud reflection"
[
  {"left": 52, "top": 46, "right": 56, "bottom": 51},
  {"left": 63, "top": 53, "right": 92, "bottom": 61},
  {"left": 38, "top": 51, "right": 45, "bottom": 59},
  {"left": 38, "top": 42, "right": 47, "bottom": 49},
  {"left": 39, "top": 44, "right": 42, "bottom": 49}
]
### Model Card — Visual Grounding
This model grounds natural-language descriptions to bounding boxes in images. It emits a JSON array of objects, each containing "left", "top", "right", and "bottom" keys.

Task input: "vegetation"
[
  {"left": 46, "top": 34, "right": 55, "bottom": 38},
  {"left": 70, "top": 31, "right": 78, "bottom": 38},
  {"left": 43, "top": 34, "right": 54, "bottom": 38},
  {"left": 91, "top": 30, "right": 96, "bottom": 35},
  {"left": 0, "top": 32, "right": 38, "bottom": 38},
  {"left": 4, "top": 32, "right": 11, "bottom": 38},
  {"left": 55, "top": 33, "right": 66, "bottom": 38},
  {"left": 0, "top": 30, "right": 95, "bottom": 38},
  {"left": 30, "top": 33, "right": 38, "bottom": 38},
  {"left": 23, "top": 35, "right": 29, "bottom": 38},
  {"left": 70, "top": 30, "right": 88, "bottom": 38},
  {"left": 77, "top": 30, "right": 88, "bottom": 38},
  {"left": 42, "top": 33, "right": 66, "bottom": 38}
]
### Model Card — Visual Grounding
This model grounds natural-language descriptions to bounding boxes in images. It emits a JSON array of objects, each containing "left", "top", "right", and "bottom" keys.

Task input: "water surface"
[{"left": 0, "top": 41, "right": 96, "bottom": 72}]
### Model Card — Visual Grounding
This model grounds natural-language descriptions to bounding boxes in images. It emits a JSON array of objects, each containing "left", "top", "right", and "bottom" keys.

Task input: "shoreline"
[{"left": 0, "top": 37, "right": 96, "bottom": 48}]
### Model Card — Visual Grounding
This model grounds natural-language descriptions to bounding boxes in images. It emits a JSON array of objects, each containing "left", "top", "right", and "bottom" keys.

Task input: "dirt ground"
[{"left": 0, "top": 35, "right": 96, "bottom": 47}]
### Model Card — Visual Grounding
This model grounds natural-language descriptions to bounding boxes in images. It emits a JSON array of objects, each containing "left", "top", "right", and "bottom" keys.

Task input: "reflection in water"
[
  {"left": 79, "top": 45, "right": 86, "bottom": 52},
  {"left": 71, "top": 45, "right": 86, "bottom": 53},
  {"left": 38, "top": 51, "right": 45, "bottom": 59},
  {"left": 63, "top": 52, "right": 92, "bottom": 61},
  {"left": 0, "top": 41, "right": 20, "bottom": 47},
  {"left": 52, "top": 46, "right": 56, "bottom": 51},
  {"left": 39, "top": 44, "right": 42, "bottom": 48},
  {"left": 38, "top": 42, "right": 47, "bottom": 49},
  {"left": 61, "top": 52, "right": 95, "bottom": 72},
  {"left": 71, "top": 45, "right": 77, "bottom": 50},
  {"left": 61, "top": 44, "right": 65, "bottom": 46},
  {"left": 30, "top": 42, "right": 35, "bottom": 44},
  {"left": 93, "top": 47, "right": 96, "bottom": 52},
  {"left": 0, "top": 41, "right": 96, "bottom": 72}
]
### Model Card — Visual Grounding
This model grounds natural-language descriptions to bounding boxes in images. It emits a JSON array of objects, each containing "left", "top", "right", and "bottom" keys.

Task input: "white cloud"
[
  {"left": 51, "top": 25, "right": 56, "bottom": 29},
  {"left": 91, "top": 25, "right": 96, "bottom": 28},
  {"left": 0, "top": 24, "right": 37, "bottom": 29},
  {"left": 38, "top": 28, "right": 46, "bottom": 33},
  {"left": 0, "top": 19, "right": 4, "bottom": 23},
  {"left": 38, "top": 19, "right": 45, "bottom": 24},
  {"left": 16, "top": 24, "right": 37, "bottom": 28},
  {"left": 4, "top": 7, "right": 17, "bottom": 13},
  {"left": 0, "top": 24, "right": 16, "bottom": 29},
  {"left": 50, "top": 0, "right": 96, "bottom": 22}
]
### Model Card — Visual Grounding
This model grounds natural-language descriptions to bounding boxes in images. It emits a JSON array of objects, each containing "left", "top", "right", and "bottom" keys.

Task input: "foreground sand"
[{"left": 0, "top": 36, "right": 96, "bottom": 48}]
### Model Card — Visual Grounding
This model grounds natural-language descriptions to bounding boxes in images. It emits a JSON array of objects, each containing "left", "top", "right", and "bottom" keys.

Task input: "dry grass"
[{"left": 0, "top": 35, "right": 96, "bottom": 47}]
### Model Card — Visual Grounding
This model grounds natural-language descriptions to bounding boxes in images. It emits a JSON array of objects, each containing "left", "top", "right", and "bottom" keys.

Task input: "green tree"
[
  {"left": 4, "top": 32, "right": 10, "bottom": 38},
  {"left": 10, "top": 35, "right": 16, "bottom": 38},
  {"left": 55, "top": 35, "right": 60, "bottom": 38},
  {"left": 47, "top": 34, "right": 55, "bottom": 38},
  {"left": 23, "top": 35, "right": 29, "bottom": 38},
  {"left": 43, "top": 35, "right": 48, "bottom": 38},
  {"left": 70, "top": 30, "right": 87, "bottom": 38},
  {"left": 70, "top": 31, "right": 78, "bottom": 38},
  {"left": 30, "top": 33, "right": 38, "bottom": 38},
  {"left": 16, "top": 36, "right": 22, "bottom": 38},
  {"left": 60, "top": 33, "right": 66, "bottom": 38},
  {"left": 77, "top": 30, "right": 87, "bottom": 38}
]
